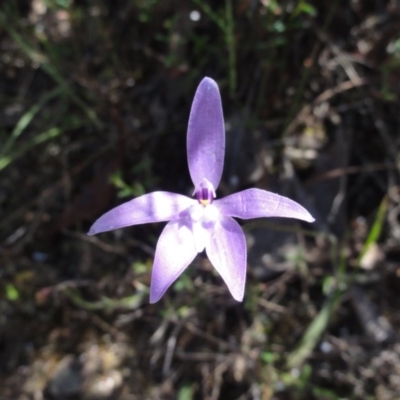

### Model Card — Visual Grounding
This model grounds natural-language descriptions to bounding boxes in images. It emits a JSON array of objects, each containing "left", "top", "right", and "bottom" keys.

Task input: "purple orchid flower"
[{"left": 88, "top": 77, "right": 314, "bottom": 303}]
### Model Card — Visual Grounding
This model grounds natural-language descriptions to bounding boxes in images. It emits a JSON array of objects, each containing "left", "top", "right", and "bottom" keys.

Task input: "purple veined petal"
[
  {"left": 214, "top": 188, "right": 315, "bottom": 223},
  {"left": 206, "top": 216, "right": 247, "bottom": 302},
  {"left": 88, "top": 192, "right": 195, "bottom": 235},
  {"left": 187, "top": 77, "right": 225, "bottom": 189},
  {"left": 150, "top": 219, "right": 197, "bottom": 303}
]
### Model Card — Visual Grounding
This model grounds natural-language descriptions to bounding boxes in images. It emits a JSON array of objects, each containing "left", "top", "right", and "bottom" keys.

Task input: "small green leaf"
[
  {"left": 132, "top": 261, "right": 149, "bottom": 274},
  {"left": 6, "top": 284, "right": 19, "bottom": 301},
  {"left": 272, "top": 20, "right": 285, "bottom": 32},
  {"left": 299, "top": 3, "right": 317, "bottom": 17},
  {"left": 177, "top": 385, "right": 193, "bottom": 400},
  {"left": 173, "top": 272, "right": 194, "bottom": 293},
  {"left": 261, "top": 351, "right": 275, "bottom": 364}
]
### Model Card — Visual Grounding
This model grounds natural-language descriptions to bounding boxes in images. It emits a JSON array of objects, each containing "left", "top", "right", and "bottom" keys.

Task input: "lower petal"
[
  {"left": 191, "top": 220, "right": 209, "bottom": 253},
  {"left": 187, "top": 203, "right": 218, "bottom": 253},
  {"left": 206, "top": 216, "right": 247, "bottom": 301},
  {"left": 150, "top": 219, "right": 197, "bottom": 303}
]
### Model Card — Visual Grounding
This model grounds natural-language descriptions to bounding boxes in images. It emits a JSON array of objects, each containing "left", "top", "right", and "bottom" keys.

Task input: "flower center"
[
  {"left": 187, "top": 202, "right": 219, "bottom": 253},
  {"left": 194, "top": 178, "right": 216, "bottom": 207}
]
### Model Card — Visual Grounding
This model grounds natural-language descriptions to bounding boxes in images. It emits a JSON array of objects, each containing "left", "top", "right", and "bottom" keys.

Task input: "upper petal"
[
  {"left": 150, "top": 219, "right": 197, "bottom": 303},
  {"left": 88, "top": 192, "right": 195, "bottom": 235},
  {"left": 187, "top": 77, "right": 225, "bottom": 189},
  {"left": 206, "top": 216, "right": 247, "bottom": 301},
  {"left": 214, "top": 188, "right": 315, "bottom": 222}
]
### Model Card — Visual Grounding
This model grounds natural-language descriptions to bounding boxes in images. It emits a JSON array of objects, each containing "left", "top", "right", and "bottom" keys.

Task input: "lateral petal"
[
  {"left": 206, "top": 216, "right": 247, "bottom": 301},
  {"left": 187, "top": 77, "right": 225, "bottom": 189},
  {"left": 88, "top": 192, "right": 195, "bottom": 235},
  {"left": 150, "top": 219, "right": 197, "bottom": 303},
  {"left": 214, "top": 188, "right": 315, "bottom": 222}
]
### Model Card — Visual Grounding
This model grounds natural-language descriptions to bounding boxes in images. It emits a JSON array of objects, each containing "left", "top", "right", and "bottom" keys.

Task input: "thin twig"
[
  {"left": 314, "top": 25, "right": 363, "bottom": 86},
  {"left": 306, "top": 162, "right": 397, "bottom": 186},
  {"left": 162, "top": 322, "right": 182, "bottom": 378},
  {"left": 183, "top": 321, "right": 235, "bottom": 351},
  {"left": 258, "top": 297, "right": 287, "bottom": 314},
  {"left": 64, "top": 230, "right": 127, "bottom": 256},
  {"left": 284, "top": 78, "right": 369, "bottom": 137}
]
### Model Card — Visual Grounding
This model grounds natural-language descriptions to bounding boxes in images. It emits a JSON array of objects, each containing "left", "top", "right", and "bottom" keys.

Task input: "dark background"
[{"left": 1, "top": 0, "right": 400, "bottom": 399}]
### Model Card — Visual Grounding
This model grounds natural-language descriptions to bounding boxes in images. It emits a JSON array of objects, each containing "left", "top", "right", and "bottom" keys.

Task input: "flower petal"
[
  {"left": 191, "top": 218, "right": 209, "bottom": 253},
  {"left": 150, "top": 219, "right": 197, "bottom": 303},
  {"left": 187, "top": 203, "right": 219, "bottom": 253},
  {"left": 187, "top": 77, "right": 225, "bottom": 189},
  {"left": 206, "top": 216, "right": 247, "bottom": 301},
  {"left": 214, "top": 188, "right": 315, "bottom": 222},
  {"left": 88, "top": 192, "right": 195, "bottom": 235}
]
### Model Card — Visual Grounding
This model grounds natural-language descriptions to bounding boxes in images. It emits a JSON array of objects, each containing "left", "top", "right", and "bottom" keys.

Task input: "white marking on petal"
[{"left": 188, "top": 203, "right": 220, "bottom": 253}]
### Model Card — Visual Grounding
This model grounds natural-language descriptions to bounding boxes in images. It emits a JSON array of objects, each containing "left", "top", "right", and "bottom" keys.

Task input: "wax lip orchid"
[{"left": 88, "top": 77, "right": 314, "bottom": 303}]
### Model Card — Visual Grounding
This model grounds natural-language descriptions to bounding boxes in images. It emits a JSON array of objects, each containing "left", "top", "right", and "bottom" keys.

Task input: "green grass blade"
[
  {"left": 192, "top": 0, "right": 226, "bottom": 30},
  {"left": 287, "top": 291, "right": 341, "bottom": 369},
  {"left": 0, "top": 17, "right": 102, "bottom": 129},
  {"left": 1, "top": 87, "right": 63, "bottom": 157},
  {"left": 0, "top": 121, "right": 83, "bottom": 171},
  {"left": 356, "top": 195, "right": 388, "bottom": 266}
]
